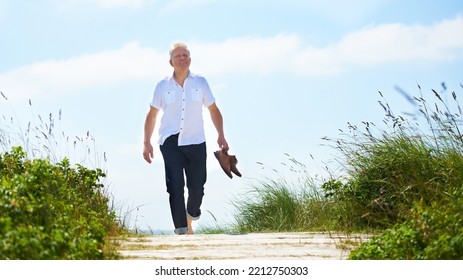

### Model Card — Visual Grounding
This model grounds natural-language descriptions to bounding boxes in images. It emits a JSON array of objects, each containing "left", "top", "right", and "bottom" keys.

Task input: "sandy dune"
[{"left": 118, "top": 232, "right": 369, "bottom": 260}]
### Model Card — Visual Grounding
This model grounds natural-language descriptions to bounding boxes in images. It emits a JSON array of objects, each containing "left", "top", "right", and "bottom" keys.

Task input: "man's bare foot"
[{"left": 187, "top": 217, "right": 194, "bottom": 235}]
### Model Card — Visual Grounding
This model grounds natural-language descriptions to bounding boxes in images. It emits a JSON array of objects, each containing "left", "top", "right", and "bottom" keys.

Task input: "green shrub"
[
  {"left": 0, "top": 146, "right": 119, "bottom": 259},
  {"left": 321, "top": 134, "right": 463, "bottom": 228},
  {"left": 350, "top": 195, "right": 463, "bottom": 259}
]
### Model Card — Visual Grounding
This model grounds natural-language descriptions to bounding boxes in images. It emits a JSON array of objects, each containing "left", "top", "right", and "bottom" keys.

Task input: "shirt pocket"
[
  {"left": 163, "top": 90, "right": 176, "bottom": 104},
  {"left": 191, "top": 88, "right": 203, "bottom": 102}
]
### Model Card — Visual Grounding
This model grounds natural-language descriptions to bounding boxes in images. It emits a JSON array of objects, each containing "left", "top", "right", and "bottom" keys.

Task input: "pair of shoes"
[{"left": 213, "top": 149, "right": 242, "bottom": 179}]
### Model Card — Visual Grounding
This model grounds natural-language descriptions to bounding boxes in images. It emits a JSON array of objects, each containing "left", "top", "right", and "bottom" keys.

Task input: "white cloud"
[
  {"left": 58, "top": 0, "right": 214, "bottom": 11},
  {"left": 0, "top": 42, "right": 167, "bottom": 101},
  {"left": 1, "top": 15, "right": 462, "bottom": 101},
  {"left": 302, "top": 0, "right": 387, "bottom": 25},
  {"left": 190, "top": 34, "right": 305, "bottom": 75},
  {"left": 335, "top": 16, "right": 463, "bottom": 66},
  {"left": 157, "top": 0, "right": 217, "bottom": 14},
  {"left": 191, "top": 15, "right": 463, "bottom": 76},
  {"left": 59, "top": 0, "right": 157, "bottom": 10},
  {"left": 54, "top": 0, "right": 224, "bottom": 19},
  {"left": 97, "top": 0, "right": 155, "bottom": 8},
  {"left": 0, "top": 0, "right": 7, "bottom": 21}
]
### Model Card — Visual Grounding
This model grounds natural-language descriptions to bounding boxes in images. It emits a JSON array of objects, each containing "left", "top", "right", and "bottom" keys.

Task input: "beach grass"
[{"left": 222, "top": 83, "right": 463, "bottom": 259}]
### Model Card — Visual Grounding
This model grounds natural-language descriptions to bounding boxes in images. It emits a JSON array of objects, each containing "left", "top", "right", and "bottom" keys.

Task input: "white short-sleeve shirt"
[{"left": 150, "top": 71, "right": 216, "bottom": 146}]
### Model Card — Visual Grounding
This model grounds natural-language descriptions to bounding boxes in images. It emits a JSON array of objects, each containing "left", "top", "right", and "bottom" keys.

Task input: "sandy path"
[{"left": 118, "top": 232, "right": 368, "bottom": 260}]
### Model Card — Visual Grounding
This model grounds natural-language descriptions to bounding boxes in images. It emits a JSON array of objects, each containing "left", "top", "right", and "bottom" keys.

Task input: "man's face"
[{"left": 170, "top": 47, "right": 191, "bottom": 71}]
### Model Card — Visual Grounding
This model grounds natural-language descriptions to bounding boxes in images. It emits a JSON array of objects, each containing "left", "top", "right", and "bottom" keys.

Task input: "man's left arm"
[{"left": 208, "top": 103, "right": 229, "bottom": 151}]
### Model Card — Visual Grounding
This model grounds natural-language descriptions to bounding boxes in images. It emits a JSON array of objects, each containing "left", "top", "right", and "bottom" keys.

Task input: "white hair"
[{"left": 169, "top": 42, "right": 190, "bottom": 59}]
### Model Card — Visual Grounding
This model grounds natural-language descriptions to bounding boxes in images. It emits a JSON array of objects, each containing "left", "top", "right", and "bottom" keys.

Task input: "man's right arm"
[{"left": 143, "top": 106, "right": 159, "bottom": 163}]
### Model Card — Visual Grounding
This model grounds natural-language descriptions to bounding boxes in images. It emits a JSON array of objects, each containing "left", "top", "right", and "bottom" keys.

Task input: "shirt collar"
[{"left": 169, "top": 70, "right": 193, "bottom": 81}]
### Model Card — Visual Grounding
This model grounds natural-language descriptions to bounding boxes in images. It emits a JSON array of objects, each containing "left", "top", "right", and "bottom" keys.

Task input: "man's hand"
[
  {"left": 218, "top": 135, "right": 229, "bottom": 152},
  {"left": 143, "top": 142, "right": 154, "bottom": 163},
  {"left": 143, "top": 107, "right": 159, "bottom": 164}
]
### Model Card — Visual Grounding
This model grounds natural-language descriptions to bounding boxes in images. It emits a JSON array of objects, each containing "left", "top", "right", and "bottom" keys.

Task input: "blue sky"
[{"left": 1, "top": 0, "right": 462, "bottom": 232}]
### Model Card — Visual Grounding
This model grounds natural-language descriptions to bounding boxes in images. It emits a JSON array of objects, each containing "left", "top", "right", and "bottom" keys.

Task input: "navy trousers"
[{"left": 160, "top": 134, "right": 207, "bottom": 234}]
